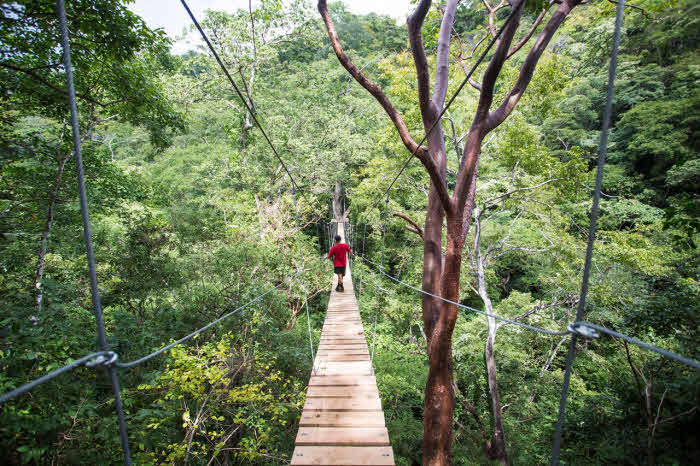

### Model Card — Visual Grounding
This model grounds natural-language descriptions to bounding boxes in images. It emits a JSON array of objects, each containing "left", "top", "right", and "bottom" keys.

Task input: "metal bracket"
[
  {"left": 568, "top": 322, "right": 600, "bottom": 339},
  {"left": 86, "top": 351, "right": 119, "bottom": 368}
]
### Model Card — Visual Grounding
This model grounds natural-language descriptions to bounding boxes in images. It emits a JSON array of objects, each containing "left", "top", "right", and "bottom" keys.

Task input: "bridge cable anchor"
[
  {"left": 567, "top": 322, "right": 600, "bottom": 339},
  {"left": 86, "top": 351, "right": 119, "bottom": 368}
]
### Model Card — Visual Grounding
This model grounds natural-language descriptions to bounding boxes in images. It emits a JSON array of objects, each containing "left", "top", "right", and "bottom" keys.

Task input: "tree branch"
[
  {"left": 606, "top": 0, "right": 652, "bottom": 20},
  {"left": 317, "top": 0, "right": 426, "bottom": 158},
  {"left": 0, "top": 62, "right": 121, "bottom": 108},
  {"left": 486, "top": 0, "right": 582, "bottom": 131},
  {"left": 496, "top": 296, "right": 577, "bottom": 329},
  {"left": 407, "top": 0, "right": 433, "bottom": 114},
  {"left": 433, "top": 0, "right": 460, "bottom": 109},
  {"left": 506, "top": 5, "right": 551, "bottom": 59},
  {"left": 394, "top": 212, "right": 424, "bottom": 240}
]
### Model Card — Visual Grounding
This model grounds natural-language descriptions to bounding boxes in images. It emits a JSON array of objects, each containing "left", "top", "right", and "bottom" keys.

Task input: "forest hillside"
[{"left": 0, "top": 0, "right": 698, "bottom": 464}]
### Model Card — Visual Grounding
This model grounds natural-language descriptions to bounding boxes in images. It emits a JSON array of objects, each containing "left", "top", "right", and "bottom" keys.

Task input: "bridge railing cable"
[
  {"left": 55, "top": 0, "right": 131, "bottom": 461},
  {"left": 354, "top": 253, "right": 700, "bottom": 370},
  {"left": 356, "top": 254, "right": 569, "bottom": 337},
  {"left": 0, "top": 278, "right": 295, "bottom": 404},
  {"left": 0, "top": 2, "right": 323, "bottom": 464},
  {"left": 179, "top": 0, "right": 318, "bottom": 379}
]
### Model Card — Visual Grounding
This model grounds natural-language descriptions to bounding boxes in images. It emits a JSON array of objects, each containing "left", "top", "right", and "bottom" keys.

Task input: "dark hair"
[{"left": 334, "top": 235, "right": 341, "bottom": 242}]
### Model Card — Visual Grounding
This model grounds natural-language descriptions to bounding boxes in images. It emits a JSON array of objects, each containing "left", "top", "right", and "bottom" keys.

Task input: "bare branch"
[
  {"left": 433, "top": 0, "right": 460, "bottom": 109},
  {"left": 496, "top": 296, "right": 577, "bottom": 329},
  {"left": 606, "top": 0, "right": 652, "bottom": 20},
  {"left": 658, "top": 407, "right": 698, "bottom": 425},
  {"left": 394, "top": 212, "right": 424, "bottom": 240},
  {"left": 407, "top": 0, "right": 436, "bottom": 118},
  {"left": 0, "top": 62, "right": 122, "bottom": 108},
  {"left": 506, "top": 5, "right": 551, "bottom": 59},
  {"left": 486, "top": 0, "right": 582, "bottom": 131},
  {"left": 483, "top": 178, "right": 562, "bottom": 206},
  {"left": 317, "top": 0, "right": 426, "bottom": 158}
]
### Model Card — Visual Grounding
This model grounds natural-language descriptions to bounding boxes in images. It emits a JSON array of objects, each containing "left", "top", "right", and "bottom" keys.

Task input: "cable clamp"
[
  {"left": 86, "top": 351, "right": 119, "bottom": 368},
  {"left": 567, "top": 322, "right": 600, "bottom": 339}
]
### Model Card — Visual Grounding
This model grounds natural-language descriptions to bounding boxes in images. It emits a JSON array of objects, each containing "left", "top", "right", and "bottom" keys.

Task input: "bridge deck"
[{"left": 291, "top": 224, "right": 394, "bottom": 465}]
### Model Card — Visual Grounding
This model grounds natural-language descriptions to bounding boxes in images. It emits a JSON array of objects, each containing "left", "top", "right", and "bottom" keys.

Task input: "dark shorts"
[{"left": 334, "top": 265, "right": 346, "bottom": 276}]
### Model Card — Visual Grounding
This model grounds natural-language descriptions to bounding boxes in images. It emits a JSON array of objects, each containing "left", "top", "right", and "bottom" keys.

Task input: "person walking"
[{"left": 327, "top": 234, "right": 353, "bottom": 292}]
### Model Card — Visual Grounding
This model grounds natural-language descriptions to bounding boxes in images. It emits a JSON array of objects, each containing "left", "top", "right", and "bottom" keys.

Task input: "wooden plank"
[
  {"left": 321, "top": 331, "right": 363, "bottom": 334},
  {"left": 309, "top": 375, "right": 375, "bottom": 386},
  {"left": 321, "top": 335, "right": 365, "bottom": 340},
  {"left": 295, "top": 427, "right": 390, "bottom": 446},
  {"left": 290, "top": 446, "right": 394, "bottom": 465},
  {"left": 317, "top": 368, "right": 372, "bottom": 376},
  {"left": 306, "top": 385, "right": 379, "bottom": 398},
  {"left": 317, "top": 349, "right": 369, "bottom": 354},
  {"left": 316, "top": 354, "right": 369, "bottom": 361},
  {"left": 299, "top": 410, "right": 385, "bottom": 427},
  {"left": 318, "top": 344, "right": 369, "bottom": 350},
  {"left": 303, "top": 396, "right": 381, "bottom": 411}
]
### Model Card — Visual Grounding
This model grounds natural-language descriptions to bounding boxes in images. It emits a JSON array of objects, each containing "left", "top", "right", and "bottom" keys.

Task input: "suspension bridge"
[
  {"left": 292, "top": 223, "right": 394, "bottom": 465},
  {"left": 2, "top": 0, "right": 698, "bottom": 465}
]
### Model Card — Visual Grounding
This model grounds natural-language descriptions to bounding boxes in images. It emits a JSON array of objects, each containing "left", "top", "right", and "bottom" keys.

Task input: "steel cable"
[
  {"left": 292, "top": 189, "right": 317, "bottom": 375},
  {"left": 179, "top": 0, "right": 298, "bottom": 189},
  {"left": 356, "top": 254, "right": 570, "bottom": 337},
  {"left": 56, "top": 1, "right": 132, "bottom": 462},
  {"left": 115, "top": 278, "right": 292, "bottom": 368},
  {"left": 551, "top": 1, "right": 625, "bottom": 462},
  {"left": 370, "top": 199, "right": 390, "bottom": 372},
  {"left": 0, "top": 351, "right": 113, "bottom": 404}
]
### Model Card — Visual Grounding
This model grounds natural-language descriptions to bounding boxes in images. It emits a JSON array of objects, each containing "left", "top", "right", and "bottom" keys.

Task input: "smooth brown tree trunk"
[{"left": 317, "top": 1, "right": 582, "bottom": 463}]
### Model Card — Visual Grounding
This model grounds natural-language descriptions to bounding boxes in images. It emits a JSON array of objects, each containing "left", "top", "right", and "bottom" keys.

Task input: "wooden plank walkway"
[{"left": 291, "top": 223, "right": 395, "bottom": 465}]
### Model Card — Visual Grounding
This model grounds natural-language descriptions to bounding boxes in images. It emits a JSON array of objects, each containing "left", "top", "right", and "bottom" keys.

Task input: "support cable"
[
  {"left": 358, "top": 223, "right": 367, "bottom": 302},
  {"left": 115, "top": 279, "right": 291, "bottom": 368},
  {"left": 0, "top": 351, "right": 112, "bottom": 404},
  {"left": 56, "top": 1, "right": 131, "bottom": 462},
  {"left": 377, "top": 4, "right": 521, "bottom": 204},
  {"left": 0, "top": 278, "right": 295, "bottom": 404},
  {"left": 370, "top": 198, "right": 389, "bottom": 372},
  {"left": 356, "top": 254, "right": 699, "bottom": 369},
  {"left": 292, "top": 189, "right": 317, "bottom": 375},
  {"left": 551, "top": 1, "right": 625, "bottom": 462},
  {"left": 357, "top": 255, "right": 569, "bottom": 337},
  {"left": 179, "top": 0, "right": 298, "bottom": 189}
]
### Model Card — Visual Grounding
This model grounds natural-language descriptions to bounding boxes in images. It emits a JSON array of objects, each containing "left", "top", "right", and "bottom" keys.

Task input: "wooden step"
[
  {"left": 316, "top": 354, "right": 370, "bottom": 361},
  {"left": 291, "top": 446, "right": 394, "bottom": 465},
  {"left": 306, "top": 386, "right": 379, "bottom": 398},
  {"left": 299, "top": 410, "right": 386, "bottom": 427},
  {"left": 296, "top": 427, "right": 390, "bottom": 446},
  {"left": 309, "top": 375, "right": 376, "bottom": 386},
  {"left": 303, "top": 396, "right": 381, "bottom": 411}
]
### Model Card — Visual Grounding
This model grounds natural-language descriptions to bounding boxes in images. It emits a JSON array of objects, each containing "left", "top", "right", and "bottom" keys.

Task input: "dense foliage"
[{"left": 0, "top": 0, "right": 697, "bottom": 464}]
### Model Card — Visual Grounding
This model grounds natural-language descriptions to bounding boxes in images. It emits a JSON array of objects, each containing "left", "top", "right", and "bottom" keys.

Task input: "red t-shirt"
[{"left": 328, "top": 243, "right": 352, "bottom": 267}]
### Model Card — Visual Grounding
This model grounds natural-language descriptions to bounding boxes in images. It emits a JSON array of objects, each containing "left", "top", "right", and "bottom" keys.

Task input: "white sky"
[{"left": 128, "top": 0, "right": 412, "bottom": 54}]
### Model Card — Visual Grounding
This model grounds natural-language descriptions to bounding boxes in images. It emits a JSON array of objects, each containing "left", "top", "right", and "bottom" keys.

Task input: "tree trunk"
[
  {"left": 254, "top": 193, "right": 265, "bottom": 241},
  {"left": 240, "top": 66, "right": 256, "bottom": 148},
  {"left": 32, "top": 150, "right": 73, "bottom": 321},
  {"left": 474, "top": 210, "right": 508, "bottom": 465},
  {"left": 332, "top": 180, "right": 343, "bottom": 220},
  {"left": 316, "top": 1, "right": 583, "bottom": 463}
]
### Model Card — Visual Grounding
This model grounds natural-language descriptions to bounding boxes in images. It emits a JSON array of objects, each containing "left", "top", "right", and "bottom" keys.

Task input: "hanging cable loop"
[
  {"left": 292, "top": 188, "right": 317, "bottom": 375},
  {"left": 370, "top": 197, "right": 390, "bottom": 373}
]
